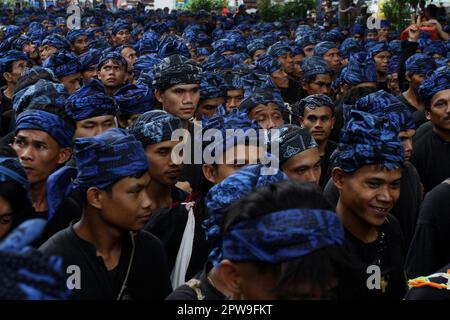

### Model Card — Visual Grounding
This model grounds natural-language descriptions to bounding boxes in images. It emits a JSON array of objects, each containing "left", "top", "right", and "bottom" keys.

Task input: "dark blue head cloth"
[
  {"left": 239, "top": 90, "right": 285, "bottom": 114},
  {"left": 388, "top": 55, "right": 400, "bottom": 75},
  {"left": 135, "top": 31, "right": 160, "bottom": 55},
  {"left": 388, "top": 40, "right": 402, "bottom": 56},
  {"left": 367, "top": 41, "right": 390, "bottom": 57},
  {"left": 331, "top": 110, "right": 403, "bottom": 173},
  {"left": 242, "top": 73, "right": 279, "bottom": 94},
  {"left": 66, "top": 29, "right": 87, "bottom": 44},
  {"left": 268, "top": 41, "right": 291, "bottom": 58},
  {"left": 41, "top": 34, "right": 70, "bottom": 51},
  {"left": 261, "top": 32, "right": 278, "bottom": 47},
  {"left": 73, "top": 128, "right": 148, "bottom": 191},
  {"left": 5, "top": 25, "right": 22, "bottom": 39},
  {"left": 158, "top": 35, "right": 191, "bottom": 59},
  {"left": 322, "top": 28, "right": 344, "bottom": 43},
  {"left": 341, "top": 52, "right": 377, "bottom": 85},
  {"left": 200, "top": 71, "right": 227, "bottom": 100},
  {"left": 13, "top": 79, "right": 68, "bottom": 115},
  {"left": 86, "top": 27, "right": 105, "bottom": 39},
  {"left": 354, "top": 90, "right": 415, "bottom": 131},
  {"left": 0, "top": 50, "right": 29, "bottom": 76},
  {"left": 196, "top": 47, "right": 210, "bottom": 56},
  {"left": 212, "top": 38, "right": 238, "bottom": 55},
  {"left": 114, "top": 84, "right": 154, "bottom": 116},
  {"left": 97, "top": 51, "right": 127, "bottom": 70},
  {"left": 220, "top": 69, "right": 246, "bottom": 90},
  {"left": 222, "top": 208, "right": 344, "bottom": 264},
  {"left": 405, "top": 53, "right": 437, "bottom": 75},
  {"left": 297, "top": 94, "right": 334, "bottom": 115},
  {"left": 112, "top": 19, "right": 131, "bottom": 35},
  {"left": 290, "top": 45, "right": 303, "bottom": 56},
  {"left": 79, "top": 49, "right": 102, "bottom": 72},
  {"left": 136, "top": 70, "right": 155, "bottom": 89},
  {"left": 350, "top": 23, "right": 365, "bottom": 36},
  {"left": 204, "top": 164, "right": 288, "bottom": 266},
  {"left": 10, "top": 35, "right": 32, "bottom": 51},
  {"left": 88, "top": 37, "right": 111, "bottom": 51},
  {"left": 254, "top": 53, "right": 282, "bottom": 75},
  {"left": 419, "top": 65, "right": 450, "bottom": 107},
  {"left": 152, "top": 54, "right": 202, "bottom": 90},
  {"left": 15, "top": 109, "right": 74, "bottom": 148},
  {"left": 128, "top": 110, "right": 182, "bottom": 147},
  {"left": 271, "top": 124, "right": 318, "bottom": 164},
  {"left": 202, "top": 53, "right": 234, "bottom": 71},
  {"left": 0, "top": 219, "right": 71, "bottom": 300},
  {"left": 131, "top": 54, "right": 161, "bottom": 78},
  {"left": 65, "top": 78, "right": 116, "bottom": 120},
  {"left": 339, "top": 38, "right": 362, "bottom": 59},
  {"left": 42, "top": 51, "right": 81, "bottom": 79},
  {"left": 301, "top": 56, "right": 331, "bottom": 80},
  {"left": 0, "top": 157, "right": 29, "bottom": 196},
  {"left": 296, "top": 32, "right": 320, "bottom": 49},
  {"left": 380, "top": 20, "right": 390, "bottom": 28},
  {"left": 423, "top": 41, "right": 447, "bottom": 57},
  {"left": 247, "top": 39, "right": 266, "bottom": 56},
  {"left": 314, "top": 41, "right": 338, "bottom": 57}
]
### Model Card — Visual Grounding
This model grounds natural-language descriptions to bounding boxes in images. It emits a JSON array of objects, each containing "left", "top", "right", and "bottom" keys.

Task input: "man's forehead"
[
  {"left": 16, "top": 129, "right": 53, "bottom": 142},
  {"left": 253, "top": 103, "right": 280, "bottom": 114},
  {"left": 169, "top": 83, "right": 200, "bottom": 90}
]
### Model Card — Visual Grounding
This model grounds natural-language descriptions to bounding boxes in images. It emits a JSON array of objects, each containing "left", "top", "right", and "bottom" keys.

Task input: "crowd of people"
[{"left": 0, "top": 2, "right": 449, "bottom": 300}]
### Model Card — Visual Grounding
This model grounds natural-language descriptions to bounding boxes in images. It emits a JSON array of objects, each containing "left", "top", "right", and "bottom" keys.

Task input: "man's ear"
[
  {"left": 58, "top": 147, "right": 72, "bottom": 164},
  {"left": 331, "top": 167, "right": 345, "bottom": 191},
  {"left": 300, "top": 80, "right": 308, "bottom": 92},
  {"left": 86, "top": 187, "right": 103, "bottom": 210},
  {"left": 425, "top": 109, "right": 431, "bottom": 121},
  {"left": 298, "top": 116, "right": 305, "bottom": 127},
  {"left": 3, "top": 71, "right": 12, "bottom": 82},
  {"left": 405, "top": 72, "right": 412, "bottom": 83},
  {"left": 155, "top": 89, "right": 164, "bottom": 104},
  {"left": 218, "top": 260, "right": 241, "bottom": 299},
  {"left": 331, "top": 116, "right": 336, "bottom": 129},
  {"left": 202, "top": 164, "right": 218, "bottom": 184}
]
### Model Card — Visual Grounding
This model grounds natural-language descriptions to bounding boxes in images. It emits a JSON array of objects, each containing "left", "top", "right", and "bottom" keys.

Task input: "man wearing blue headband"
[
  {"left": 39, "top": 34, "right": 70, "bottom": 61},
  {"left": 219, "top": 69, "right": 245, "bottom": 113},
  {"left": 66, "top": 29, "right": 88, "bottom": 56},
  {"left": 79, "top": 49, "right": 102, "bottom": 85},
  {"left": 39, "top": 128, "right": 172, "bottom": 299},
  {"left": 239, "top": 91, "right": 285, "bottom": 130},
  {"left": 115, "top": 84, "right": 154, "bottom": 127},
  {"left": 368, "top": 42, "right": 391, "bottom": 90},
  {"left": 378, "top": 20, "right": 390, "bottom": 42},
  {"left": 43, "top": 51, "right": 82, "bottom": 94},
  {"left": 97, "top": 52, "right": 129, "bottom": 96},
  {"left": 111, "top": 19, "right": 131, "bottom": 46},
  {"left": 412, "top": 66, "right": 450, "bottom": 193},
  {"left": 331, "top": 110, "right": 406, "bottom": 300},
  {"left": 195, "top": 72, "right": 227, "bottom": 121},
  {"left": 11, "top": 35, "right": 39, "bottom": 63},
  {"left": 300, "top": 56, "right": 333, "bottom": 96},
  {"left": 314, "top": 41, "right": 341, "bottom": 72}
]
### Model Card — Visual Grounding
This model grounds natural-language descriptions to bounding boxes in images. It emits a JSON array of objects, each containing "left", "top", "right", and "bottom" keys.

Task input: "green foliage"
[
  {"left": 259, "top": 0, "right": 316, "bottom": 22},
  {"left": 381, "top": 0, "right": 414, "bottom": 31},
  {"left": 186, "top": 0, "right": 226, "bottom": 13}
]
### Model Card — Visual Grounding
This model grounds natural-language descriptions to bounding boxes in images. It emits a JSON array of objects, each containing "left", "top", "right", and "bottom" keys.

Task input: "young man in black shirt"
[
  {"left": 39, "top": 128, "right": 172, "bottom": 300},
  {"left": 331, "top": 110, "right": 407, "bottom": 300}
]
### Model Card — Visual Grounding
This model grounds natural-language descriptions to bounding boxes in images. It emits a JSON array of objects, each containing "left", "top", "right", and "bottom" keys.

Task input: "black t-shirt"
[
  {"left": 319, "top": 140, "right": 337, "bottom": 188},
  {"left": 397, "top": 94, "right": 427, "bottom": 128},
  {"left": 405, "top": 181, "right": 450, "bottom": 279},
  {"left": 412, "top": 128, "right": 450, "bottom": 193},
  {"left": 338, "top": 215, "right": 407, "bottom": 300},
  {"left": 39, "top": 224, "right": 172, "bottom": 300},
  {"left": 404, "top": 263, "right": 450, "bottom": 300},
  {"left": 166, "top": 263, "right": 226, "bottom": 300},
  {"left": 145, "top": 187, "right": 211, "bottom": 283}
]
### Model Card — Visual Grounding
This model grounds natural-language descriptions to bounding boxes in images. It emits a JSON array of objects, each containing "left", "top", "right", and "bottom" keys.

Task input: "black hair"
[
  {"left": 426, "top": 4, "right": 439, "bottom": 18},
  {"left": 340, "top": 85, "right": 378, "bottom": 106},
  {"left": 223, "top": 180, "right": 355, "bottom": 299}
]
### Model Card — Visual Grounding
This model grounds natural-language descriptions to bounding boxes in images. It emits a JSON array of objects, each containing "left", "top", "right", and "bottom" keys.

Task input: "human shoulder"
[{"left": 38, "top": 226, "right": 76, "bottom": 256}]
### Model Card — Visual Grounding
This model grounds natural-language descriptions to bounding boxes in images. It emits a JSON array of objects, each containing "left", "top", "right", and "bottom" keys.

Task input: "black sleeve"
[
  {"left": 323, "top": 178, "right": 339, "bottom": 210},
  {"left": 398, "top": 40, "right": 419, "bottom": 92},
  {"left": 165, "top": 285, "right": 198, "bottom": 300}
]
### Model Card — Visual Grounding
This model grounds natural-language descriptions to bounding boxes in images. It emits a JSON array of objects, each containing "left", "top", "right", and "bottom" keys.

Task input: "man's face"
[
  {"left": 112, "top": 29, "right": 131, "bottom": 45},
  {"left": 145, "top": 140, "right": 183, "bottom": 186},
  {"left": 303, "top": 74, "right": 332, "bottom": 96},
  {"left": 225, "top": 89, "right": 244, "bottom": 112},
  {"left": 271, "top": 69, "right": 289, "bottom": 89},
  {"left": 300, "top": 106, "right": 335, "bottom": 144},
  {"left": 121, "top": 47, "right": 137, "bottom": 72},
  {"left": 249, "top": 103, "right": 284, "bottom": 129},
  {"left": 0, "top": 197, "right": 13, "bottom": 240},
  {"left": 156, "top": 84, "right": 200, "bottom": 121},
  {"left": 196, "top": 97, "right": 225, "bottom": 120},
  {"left": 98, "top": 60, "right": 128, "bottom": 90},
  {"left": 4, "top": 60, "right": 28, "bottom": 85},
  {"left": 336, "top": 165, "right": 402, "bottom": 227},
  {"left": 252, "top": 49, "right": 266, "bottom": 61},
  {"left": 98, "top": 172, "right": 152, "bottom": 232},
  {"left": 75, "top": 115, "right": 117, "bottom": 138},
  {"left": 303, "top": 45, "right": 315, "bottom": 57},
  {"left": 398, "top": 129, "right": 415, "bottom": 162},
  {"left": 373, "top": 51, "right": 391, "bottom": 74},
  {"left": 61, "top": 73, "right": 81, "bottom": 94},
  {"left": 323, "top": 48, "right": 340, "bottom": 71},
  {"left": 71, "top": 35, "right": 88, "bottom": 55},
  {"left": 82, "top": 65, "right": 98, "bottom": 84},
  {"left": 22, "top": 42, "right": 38, "bottom": 60},
  {"left": 426, "top": 89, "right": 450, "bottom": 137},
  {"left": 387, "top": 73, "right": 400, "bottom": 96},
  {"left": 292, "top": 54, "right": 304, "bottom": 79},
  {"left": 12, "top": 130, "right": 66, "bottom": 185},
  {"left": 378, "top": 27, "right": 390, "bottom": 40},
  {"left": 406, "top": 73, "right": 425, "bottom": 93},
  {"left": 281, "top": 147, "right": 321, "bottom": 184},
  {"left": 366, "top": 32, "right": 378, "bottom": 41},
  {"left": 277, "top": 52, "right": 294, "bottom": 74},
  {"left": 40, "top": 45, "right": 57, "bottom": 61}
]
